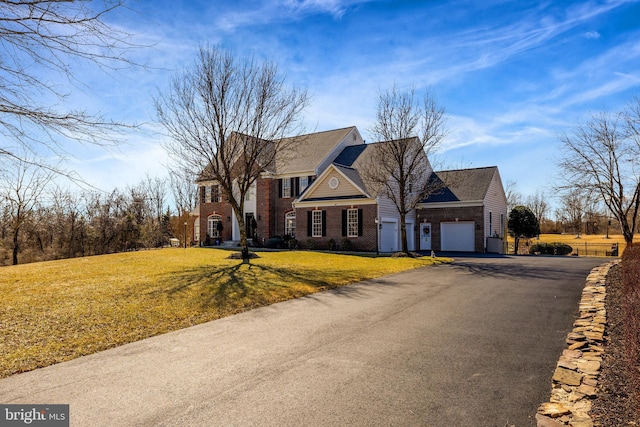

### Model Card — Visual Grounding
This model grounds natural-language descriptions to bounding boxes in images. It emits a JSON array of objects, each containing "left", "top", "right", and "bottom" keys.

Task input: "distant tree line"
[
  {"left": 0, "top": 169, "right": 196, "bottom": 266},
  {"left": 505, "top": 181, "right": 623, "bottom": 238}
]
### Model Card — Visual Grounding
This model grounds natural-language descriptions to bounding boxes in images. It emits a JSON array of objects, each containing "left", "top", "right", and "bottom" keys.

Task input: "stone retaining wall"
[{"left": 536, "top": 260, "right": 620, "bottom": 427}]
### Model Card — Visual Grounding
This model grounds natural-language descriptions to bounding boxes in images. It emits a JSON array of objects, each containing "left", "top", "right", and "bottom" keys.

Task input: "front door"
[{"left": 420, "top": 223, "right": 432, "bottom": 251}]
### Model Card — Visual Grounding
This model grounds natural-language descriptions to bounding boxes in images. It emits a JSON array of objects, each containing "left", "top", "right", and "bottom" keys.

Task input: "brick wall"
[
  {"left": 255, "top": 177, "right": 276, "bottom": 241},
  {"left": 198, "top": 202, "right": 234, "bottom": 243},
  {"left": 417, "top": 206, "right": 485, "bottom": 252},
  {"left": 296, "top": 205, "right": 378, "bottom": 251},
  {"left": 273, "top": 192, "right": 295, "bottom": 238}
]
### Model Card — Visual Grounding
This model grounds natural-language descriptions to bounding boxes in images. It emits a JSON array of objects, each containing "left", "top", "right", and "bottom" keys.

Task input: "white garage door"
[
  {"left": 380, "top": 221, "right": 398, "bottom": 253},
  {"left": 441, "top": 222, "right": 475, "bottom": 252}
]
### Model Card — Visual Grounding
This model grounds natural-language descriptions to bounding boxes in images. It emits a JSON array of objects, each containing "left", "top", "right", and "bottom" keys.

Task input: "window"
[
  {"left": 211, "top": 185, "right": 221, "bottom": 203},
  {"left": 285, "top": 212, "right": 296, "bottom": 237},
  {"left": 347, "top": 209, "right": 358, "bottom": 237},
  {"left": 202, "top": 185, "right": 221, "bottom": 203},
  {"left": 312, "top": 210, "right": 323, "bottom": 237},
  {"left": 489, "top": 212, "right": 493, "bottom": 236},
  {"left": 207, "top": 214, "right": 222, "bottom": 238},
  {"left": 282, "top": 178, "right": 291, "bottom": 198},
  {"left": 194, "top": 220, "right": 200, "bottom": 241},
  {"left": 300, "top": 176, "right": 309, "bottom": 192},
  {"left": 244, "top": 182, "right": 255, "bottom": 201},
  {"left": 342, "top": 208, "right": 363, "bottom": 237}
]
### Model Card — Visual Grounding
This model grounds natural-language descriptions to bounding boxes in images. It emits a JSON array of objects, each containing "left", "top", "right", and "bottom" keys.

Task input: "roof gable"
[{"left": 294, "top": 164, "right": 370, "bottom": 203}]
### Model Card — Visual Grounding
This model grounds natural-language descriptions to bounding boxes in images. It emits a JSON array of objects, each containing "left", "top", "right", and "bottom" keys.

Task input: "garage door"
[
  {"left": 441, "top": 222, "right": 475, "bottom": 252},
  {"left": 380, "top": 221, "right": 398, "bottom": 253}
]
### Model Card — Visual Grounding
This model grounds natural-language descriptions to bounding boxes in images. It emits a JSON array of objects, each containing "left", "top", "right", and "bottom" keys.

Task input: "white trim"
[
  {"left": 328, "top": 176, "right": 339, "bottom": 189},
  {"left": 295, "top": 163, "right": 371, "bottom": 204},
  {"left": 293, "top": 198, "right": 377, "bottom": 208},
  {"left": 418, "top": 200, "right": 484, "bottom": 209},
  {"left": 276, "top": 170, "right": 315, "bottom": 179}
]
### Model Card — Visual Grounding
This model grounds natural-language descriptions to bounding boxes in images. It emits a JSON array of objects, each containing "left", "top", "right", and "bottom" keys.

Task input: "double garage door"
[{"left": 440, "top": 221, "right": 475, "bottom": 252}]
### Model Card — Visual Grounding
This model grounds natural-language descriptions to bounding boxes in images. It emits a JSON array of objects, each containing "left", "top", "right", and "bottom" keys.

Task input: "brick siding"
[{"left": 416, "top": 206, "right": 485, "bottom": 252}]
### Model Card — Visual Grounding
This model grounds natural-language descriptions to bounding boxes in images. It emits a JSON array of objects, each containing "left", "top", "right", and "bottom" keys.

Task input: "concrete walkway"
[{"left": 0, "top": 255, "right": 605, "bottom": 426}]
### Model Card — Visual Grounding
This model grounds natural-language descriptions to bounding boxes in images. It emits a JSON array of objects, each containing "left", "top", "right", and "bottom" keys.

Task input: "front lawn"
[{"left": 0, "top": 248, "right": 447, "bottom": 378}]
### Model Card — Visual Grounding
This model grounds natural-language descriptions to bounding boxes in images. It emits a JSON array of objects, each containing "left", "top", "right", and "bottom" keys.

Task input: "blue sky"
[{"left": 66, "top": 0, "right": 640, "bottom": 208}]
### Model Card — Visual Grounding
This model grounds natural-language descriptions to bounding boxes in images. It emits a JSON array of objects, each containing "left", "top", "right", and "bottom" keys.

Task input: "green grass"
[{"left": 0, "top": 248, "right": 449, "bottom": 378}]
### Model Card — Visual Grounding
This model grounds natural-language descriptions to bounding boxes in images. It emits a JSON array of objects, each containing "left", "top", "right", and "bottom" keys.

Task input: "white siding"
[
  {"left": 311, "top": 169, "right": 362, "bottom": 198},
  {"left": 483, "top": 169, "right": 508, "bottom": 239}
]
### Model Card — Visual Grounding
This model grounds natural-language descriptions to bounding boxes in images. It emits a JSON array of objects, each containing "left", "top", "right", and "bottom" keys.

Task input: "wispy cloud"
[
  {"left": 401, "top": 0, "right": 632, "bottom": 85},
  {"left": 214, "top": 0, "right": 372, "bottom": 32}
]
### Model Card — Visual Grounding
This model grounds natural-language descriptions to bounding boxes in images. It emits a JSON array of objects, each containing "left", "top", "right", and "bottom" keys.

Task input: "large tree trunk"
[
  {"left": 400, "top": 212, "right": 409, "bottom": 254},
  {"left": 234, "top": 209, "right": 250, "bottom": 262},
  {"left": 12, "top": 227, "right": 19, "bottom": 265}
]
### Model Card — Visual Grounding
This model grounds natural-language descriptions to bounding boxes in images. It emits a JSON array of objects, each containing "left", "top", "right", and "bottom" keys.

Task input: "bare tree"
[
  {"left": 0, "top": 0, "right": 139, "bottom": 172},
  {"left": 505, "top": 180, "right": 523, "bottom": 213},
  {"left": 557, "top": 109, "right": 640, "bottom": 244},
  {"left": 169, "top": 166, "right": 198, "bottom": 217},
  {"left": 0, "top": 154, "right": 54, "bottom": 264},
  {"left": 555, "top": 188, "right": 586, "bottom": 235},
  {"left": 364, "top": 84, "right": 447, "bottom": 254},
  {"left": 155, "top": 45, "right": 309, "bottom": 256},
  {"left": 526, "top": 190, "right": 549, "bottom": 223}
]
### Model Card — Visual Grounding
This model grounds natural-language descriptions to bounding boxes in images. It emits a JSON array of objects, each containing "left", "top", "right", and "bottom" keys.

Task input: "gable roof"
[
  {"left": 421, "top": 166, "right": 499, "bottom": 203},
  {"left": 292, "top": 163, "right": 373, "bottom": 206},
  {"left": 275, "top": 126, "right": 358, "bottom": 175}
]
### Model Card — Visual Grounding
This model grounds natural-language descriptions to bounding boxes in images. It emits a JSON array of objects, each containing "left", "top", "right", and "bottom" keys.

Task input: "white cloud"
[{"left": 584, "top": 31, "right": 601, "bottom": 39}]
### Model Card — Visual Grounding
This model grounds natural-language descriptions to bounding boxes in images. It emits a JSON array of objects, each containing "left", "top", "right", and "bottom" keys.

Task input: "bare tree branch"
[
  {"left": 556, "top": 107, "right": 640, "bottom": 244},
  {"left": 363, "top": 83, "right": 448, "bottom": 253},
  {"left": 155, "top": 45, "right": 309, "bottom": 254},
  {"left": 0, "top": 0, "right": 142, "bottom": 174}
]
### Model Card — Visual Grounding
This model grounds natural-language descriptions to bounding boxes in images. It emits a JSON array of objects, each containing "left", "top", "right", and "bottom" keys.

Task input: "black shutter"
[
  {"left": 200, "top": 187, "right": 206, "bottom": 203},
  {"left": 322, "top": 211, "right": 327, "bottom": 236},
  {"left": 294, "top": 177, "right": 300, "bottom": 197},
  {"left": 358, "top": 209, "right": 363, "bottom": 236},
  {"left": 278, "top": 179, "right": 283, "bottom": 198},
  {"left": 307, "top": 211, "right": 312, "bottom": 236},
  {"left": 341, "top": 210, "right": 347, "bottom": 236}
]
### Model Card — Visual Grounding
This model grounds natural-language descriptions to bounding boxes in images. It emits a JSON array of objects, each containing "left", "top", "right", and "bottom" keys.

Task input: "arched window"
[
  {"left": 208, "top": 214, "right": 223, "bottom": 238},
  {"left": 285, "top": 211, "right": 296, "bottom": 237}
]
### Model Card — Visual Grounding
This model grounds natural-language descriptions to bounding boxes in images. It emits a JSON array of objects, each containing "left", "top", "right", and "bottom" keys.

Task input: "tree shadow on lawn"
[{"left": 155, "top": 262, "right": 368, "bottom": 311}]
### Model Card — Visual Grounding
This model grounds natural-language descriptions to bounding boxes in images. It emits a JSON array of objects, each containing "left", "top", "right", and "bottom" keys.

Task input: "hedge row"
[
  {"left": 622, "top": 244, "right": 640, "bottom": 410},
  {"left": 529, "top": 242, "right": 573, "bottom": 255}
]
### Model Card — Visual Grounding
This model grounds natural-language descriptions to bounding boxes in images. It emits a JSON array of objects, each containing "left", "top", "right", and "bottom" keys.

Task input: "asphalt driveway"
[{"left": 0, "top": 255, "right": 606, "bottom": 426}]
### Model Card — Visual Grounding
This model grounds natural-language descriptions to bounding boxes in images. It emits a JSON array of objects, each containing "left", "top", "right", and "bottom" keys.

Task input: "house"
[
  {"left": 416, "top": 166, "right": 507, "bottom": 253},
  {"left": 194, "top": 126, "right": 364, "bottom": 247},
  {"left": 193, "top": 126, "right": 507, "bottom": 253}
]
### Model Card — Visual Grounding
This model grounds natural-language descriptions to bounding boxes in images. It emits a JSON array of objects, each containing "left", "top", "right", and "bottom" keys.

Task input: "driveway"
[{"left": 0, "top": 255, "right": 606, "bottom": 426}]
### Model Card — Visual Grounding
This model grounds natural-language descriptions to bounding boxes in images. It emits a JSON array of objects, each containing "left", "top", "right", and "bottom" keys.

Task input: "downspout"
[{"left": 376, "top": 197, "right": 380, "bottom": 254}]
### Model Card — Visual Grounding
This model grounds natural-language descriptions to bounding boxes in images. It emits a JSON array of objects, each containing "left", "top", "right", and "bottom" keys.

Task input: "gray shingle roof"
[
  {"left": 275, "top": 126, "right": 357, "bottom": 174},
  {"left": 333, "top": 144, "right": 368, "bottom": 167},
  {"left": 422, "top": 166, "right": 498, "bottom": 203}
]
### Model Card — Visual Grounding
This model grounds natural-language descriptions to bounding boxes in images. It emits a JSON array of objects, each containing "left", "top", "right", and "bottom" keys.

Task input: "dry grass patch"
[{"left": 0, "top": 248, "right": 448, "bottom": 378}]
